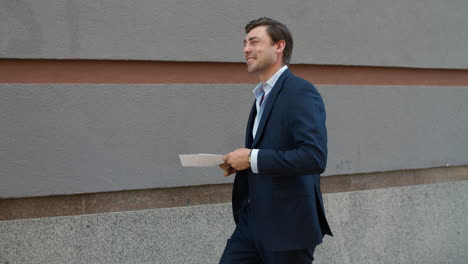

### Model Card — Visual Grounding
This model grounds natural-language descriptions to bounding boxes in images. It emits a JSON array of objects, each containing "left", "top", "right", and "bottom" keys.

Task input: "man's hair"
[{"left": 245, "top": 17, "right": 293, "bottom": 65}]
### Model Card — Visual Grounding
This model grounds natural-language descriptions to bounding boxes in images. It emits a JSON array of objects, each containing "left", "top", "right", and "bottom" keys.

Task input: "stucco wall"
[
  {"left": 1, "top": 84, "right": 467, "bottom": 198},
  {"left": 1, "top": 0, "right": 468, "bottom": 68}
]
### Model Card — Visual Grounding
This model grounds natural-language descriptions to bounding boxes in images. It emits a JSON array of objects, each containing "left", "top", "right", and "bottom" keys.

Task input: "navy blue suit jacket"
[{"left": 232, "top": 69, "right": 333, "bottom": 251}]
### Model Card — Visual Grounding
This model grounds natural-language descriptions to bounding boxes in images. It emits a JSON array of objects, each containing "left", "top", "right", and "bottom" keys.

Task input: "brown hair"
[{"left": 245, "top": 17, "right": 293, "bottom": 65}]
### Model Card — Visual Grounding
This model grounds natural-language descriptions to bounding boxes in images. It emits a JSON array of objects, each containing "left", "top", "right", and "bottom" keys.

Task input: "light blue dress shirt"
[{"left": 250, "top": 65, "right": 288, "bottom": 173}]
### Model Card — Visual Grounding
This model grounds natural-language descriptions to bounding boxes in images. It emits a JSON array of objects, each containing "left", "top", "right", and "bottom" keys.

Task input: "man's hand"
[
  {"left": 219, "top": 163, "right": 237, "bottom": 177},
  {"left": 223, "top": 148, "right": 251, "bottom": 171}
]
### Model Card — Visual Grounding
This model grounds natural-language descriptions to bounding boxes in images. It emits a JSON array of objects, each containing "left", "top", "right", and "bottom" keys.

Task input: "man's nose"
[{"left": 243, "top": 44, "right": 251, "bottom": 54}]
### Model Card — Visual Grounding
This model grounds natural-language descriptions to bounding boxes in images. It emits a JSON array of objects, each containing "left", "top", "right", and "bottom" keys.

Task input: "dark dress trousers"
[{"left": 230, "top": 69, "right": 333, "bottom": 254}]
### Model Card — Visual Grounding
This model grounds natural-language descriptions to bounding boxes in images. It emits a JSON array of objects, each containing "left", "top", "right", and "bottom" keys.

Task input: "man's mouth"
[{"left": 246, "top": 57, "right": 256, "bottom": 63}]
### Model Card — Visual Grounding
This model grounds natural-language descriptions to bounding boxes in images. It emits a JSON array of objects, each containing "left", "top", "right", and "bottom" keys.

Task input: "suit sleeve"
[{"left": 257, "top": 82, "right": 328, "bottom": 175}]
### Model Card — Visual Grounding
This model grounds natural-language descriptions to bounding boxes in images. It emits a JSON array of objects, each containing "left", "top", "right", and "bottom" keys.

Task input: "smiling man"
[{"left": 219, "top": 17, "right": 333, "bottom": 263}]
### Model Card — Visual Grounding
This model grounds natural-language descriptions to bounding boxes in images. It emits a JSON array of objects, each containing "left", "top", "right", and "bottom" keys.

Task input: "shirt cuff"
[{"left": 250, "top": 149, "right": 259, "bottom": 173}]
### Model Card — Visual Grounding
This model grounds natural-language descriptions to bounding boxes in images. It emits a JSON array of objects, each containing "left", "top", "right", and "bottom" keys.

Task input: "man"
[{"left": 219, "top": 17, "right": 332, "bottom": 263}]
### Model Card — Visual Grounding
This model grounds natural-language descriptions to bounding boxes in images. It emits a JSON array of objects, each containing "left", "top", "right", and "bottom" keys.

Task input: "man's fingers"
[
  {"left": 224, "top": 167, "right": 235, "bottom": 177},
  {"left": 223, "top": 154, "right": 230, "bottom": 163},
  {"left": 221, "top": 150, "right": 243, "bottom": 177},
  {"left": 219, "top": 162, "right": 236, "bottom": 177},
  {"left": 221, "top": 165, "right": 237, "bottom": 177}
]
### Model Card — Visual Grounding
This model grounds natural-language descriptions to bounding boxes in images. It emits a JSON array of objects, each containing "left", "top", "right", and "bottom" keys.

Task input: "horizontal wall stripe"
[
  {"left": 2, "top": 83, "right": 467, "bottom": 198},
  {"left": 1, "top": 165, "right": 466, "bottom": 221},
  {"left": 1, "top": 59, "right": 468, "bottom": 86}
]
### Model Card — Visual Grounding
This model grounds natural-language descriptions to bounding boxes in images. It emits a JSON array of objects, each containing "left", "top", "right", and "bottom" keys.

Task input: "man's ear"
[{"left": 275, "top": 40, "right": 286, "bottom": 54}]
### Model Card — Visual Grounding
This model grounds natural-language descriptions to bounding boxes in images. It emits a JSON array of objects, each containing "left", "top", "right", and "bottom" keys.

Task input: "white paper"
[{"left": 179, "top": 154, "right": 224, "bottom": 167}]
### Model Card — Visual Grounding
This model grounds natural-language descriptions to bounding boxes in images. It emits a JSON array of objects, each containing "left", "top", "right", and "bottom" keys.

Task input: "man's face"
[{"left": 243, "top": 26, "right": 279, "bottom": 74}]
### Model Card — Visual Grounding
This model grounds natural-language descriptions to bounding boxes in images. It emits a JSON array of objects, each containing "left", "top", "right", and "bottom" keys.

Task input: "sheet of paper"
[{"left": 179, "top": 154, "right": 224, "bottom": 167}]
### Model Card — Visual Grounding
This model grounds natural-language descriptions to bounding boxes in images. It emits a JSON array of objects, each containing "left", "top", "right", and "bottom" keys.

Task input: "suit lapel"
[
  {"left": 245, "top": 100, "right": 256, "bottom": 148},
  {"left": 251, "top": 69, "right": 291, "bottom": 148}
]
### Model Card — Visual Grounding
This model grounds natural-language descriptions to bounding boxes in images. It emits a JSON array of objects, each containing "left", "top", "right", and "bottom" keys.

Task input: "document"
[{"left": 179, "top": 154, "right": 224, "bottom": 167}]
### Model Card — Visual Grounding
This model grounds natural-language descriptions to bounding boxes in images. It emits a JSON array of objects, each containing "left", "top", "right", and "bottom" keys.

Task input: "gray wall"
[
  {"left": 1, "top": 181, "right": 466, "bottom": 263},
  {"left": 1, "top": 84, "right": 467, "bottom": 198},
  {"left": 1, "top": 0, "right": 468, "bottom": 68}
]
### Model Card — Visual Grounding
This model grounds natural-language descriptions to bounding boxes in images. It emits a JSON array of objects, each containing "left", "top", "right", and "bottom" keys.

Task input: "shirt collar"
[{"left": 252, "top": 65, "right": 288, "bottom": 98}]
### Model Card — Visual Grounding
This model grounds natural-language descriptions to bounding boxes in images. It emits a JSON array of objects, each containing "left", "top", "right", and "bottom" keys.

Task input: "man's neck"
[{"left": 257, "top": 63, "right": 285, "bottom": 83}]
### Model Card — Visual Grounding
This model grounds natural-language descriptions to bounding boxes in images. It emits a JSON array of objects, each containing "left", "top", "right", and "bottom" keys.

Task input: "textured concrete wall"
[
  {"left": 1, "top": 0, "right": 467, "bottom": 68},
  {"left": 1, "top": 181, "right": 466, "bottom": 263},
  {"left": 1, "top": 84, "right": 468, "bottom": 198}
]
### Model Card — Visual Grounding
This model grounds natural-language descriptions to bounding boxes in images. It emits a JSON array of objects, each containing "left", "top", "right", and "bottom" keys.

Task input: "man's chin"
[{"left": 246, "top": 65, "right": 257, "bottom": 73}]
